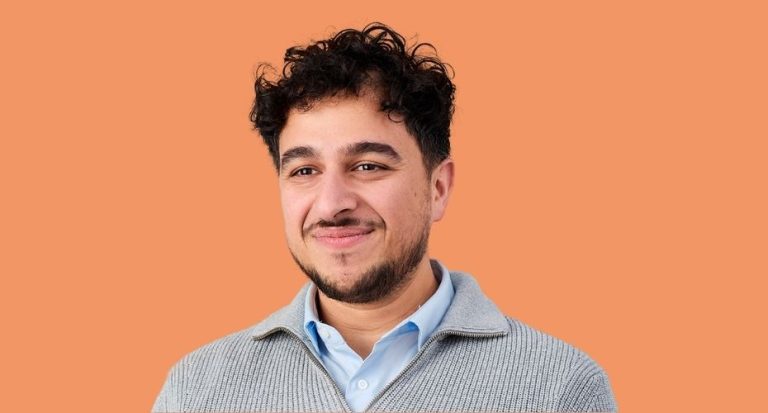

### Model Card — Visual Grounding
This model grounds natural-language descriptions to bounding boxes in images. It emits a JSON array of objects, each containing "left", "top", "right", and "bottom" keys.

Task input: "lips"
[{"left": 311, "top": 227, "right": 375, "bottom": 249}]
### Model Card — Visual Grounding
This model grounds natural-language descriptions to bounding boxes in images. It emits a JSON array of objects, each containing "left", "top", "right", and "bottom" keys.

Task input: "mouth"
[{"left": 311, "top": 227, "right": 375, "bottom": 250}]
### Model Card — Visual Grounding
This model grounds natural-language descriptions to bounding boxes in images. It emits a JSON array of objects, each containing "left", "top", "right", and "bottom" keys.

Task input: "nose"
[{"left": 313, "top": 170, "right": 358, "bottom": 222}]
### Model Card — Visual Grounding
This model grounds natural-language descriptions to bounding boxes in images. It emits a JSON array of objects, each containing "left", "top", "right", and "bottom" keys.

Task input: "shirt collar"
[
  {"left": 303, "top": 281, "right": 322, "bottom": 354},
  {"left": 406, "top": 259, "right": 455, "bottom": 347},
  {"left": 252, "top": 261, "right": 509, "bottom": 341}
]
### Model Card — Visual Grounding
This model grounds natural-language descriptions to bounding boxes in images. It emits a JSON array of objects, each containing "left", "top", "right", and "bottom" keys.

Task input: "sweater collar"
[{"left": 251, "top": 267, "right": 509, "bottom": 341}]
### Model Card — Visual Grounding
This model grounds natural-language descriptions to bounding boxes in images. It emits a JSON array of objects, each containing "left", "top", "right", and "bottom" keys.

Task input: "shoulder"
[
  {"left": 151, "top": 321, "right": 297, "bottom": 413},
  {"left": 503, "top": 316, "right": 617, "bottom": 412},
  {"left": 152, "top": 284, "right": 312, "bottom": 412},
  {"left": 504, "top": 316, "right": 603, "bottom": 369},
  {"left": 161, "top": 283, "right": 311, "bottom": 378},
  {"left": 172, "top": 323, "right": 263, "bottom": 368},
  {"left": 160, "top": 314, "right": 303, "bottom": 379}
]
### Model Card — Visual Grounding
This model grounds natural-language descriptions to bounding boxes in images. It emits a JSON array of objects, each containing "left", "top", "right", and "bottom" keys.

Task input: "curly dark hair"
[{"left": 250, "top": 22, "right": 456, "bottom": 173}]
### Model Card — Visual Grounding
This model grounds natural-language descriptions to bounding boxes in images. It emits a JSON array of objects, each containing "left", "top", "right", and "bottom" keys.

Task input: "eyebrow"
[
  {"left": 279, "top": 141, "right": 403, "bottom": 173},
  {"left": 280, "top": 146, "right": 317, "bottom": 172},
  {"left": 343, "top": 141, "right": 402, "bottom": 162}
]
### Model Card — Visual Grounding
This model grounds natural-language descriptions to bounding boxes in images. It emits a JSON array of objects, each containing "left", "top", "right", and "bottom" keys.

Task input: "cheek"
[
  {"left": 366, "top": 183, "right": 427, "bottom": 227},
  {"left": 280, "top": 190, "right": 310, "bottom": 233}
]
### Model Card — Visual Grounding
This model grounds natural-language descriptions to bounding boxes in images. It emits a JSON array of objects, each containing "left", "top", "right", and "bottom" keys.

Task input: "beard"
[{"left": 290, "top": 219, "right": 430, "bottom": 304}]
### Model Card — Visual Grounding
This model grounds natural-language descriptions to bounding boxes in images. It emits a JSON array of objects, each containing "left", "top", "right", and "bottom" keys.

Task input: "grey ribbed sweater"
[{"left": 153, "top": 272, "right": 617, "bottom": 412}]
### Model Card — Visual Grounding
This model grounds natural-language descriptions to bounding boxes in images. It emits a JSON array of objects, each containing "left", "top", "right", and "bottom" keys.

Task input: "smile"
[{"left": 311, "top": 227, "right": 375, "bottom": 250}]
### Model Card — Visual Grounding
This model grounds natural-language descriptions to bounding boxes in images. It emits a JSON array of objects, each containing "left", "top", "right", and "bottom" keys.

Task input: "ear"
[{"left": 430, "top": 158, "right": 455, "bottom": 222}]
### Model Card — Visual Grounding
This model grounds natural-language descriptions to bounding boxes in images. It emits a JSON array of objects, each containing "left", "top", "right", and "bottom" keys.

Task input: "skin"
[{"left": 277, "top": 89, "right": 454, "bottom": 358}]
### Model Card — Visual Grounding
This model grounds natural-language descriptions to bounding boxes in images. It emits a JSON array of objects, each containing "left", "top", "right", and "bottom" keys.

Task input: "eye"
[
  {"left": 290, "top": 167, "right": 317, "bottom": 177},
  {"left": 353, "top": 163, "right": 385, "bottom": 172}
]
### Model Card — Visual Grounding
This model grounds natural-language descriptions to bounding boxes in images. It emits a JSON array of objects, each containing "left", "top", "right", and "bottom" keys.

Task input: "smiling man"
[
  {"left": 279, "top": 95, "right": 442, "bottom": 313},
  {"left": 153, "top": 23, "right": 617, "bottom": 412}
]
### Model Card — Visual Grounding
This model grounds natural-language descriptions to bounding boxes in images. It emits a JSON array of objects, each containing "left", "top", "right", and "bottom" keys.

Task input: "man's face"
[{"left": 277, "top": 91, "right": 445, "bottom": 304}]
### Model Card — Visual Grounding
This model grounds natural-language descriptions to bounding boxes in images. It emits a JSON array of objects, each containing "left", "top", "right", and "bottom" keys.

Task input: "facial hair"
[{"left": 290, "top": 217, "right": 430, "bottom": 304}]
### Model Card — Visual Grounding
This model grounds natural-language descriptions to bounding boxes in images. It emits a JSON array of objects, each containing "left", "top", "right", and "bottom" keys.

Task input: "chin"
[
  {"left": 312, "top": 261, "right": 371, "bottom": 286},
  {"left": 318, "top": 264, "right": 366, "bottom": 282}
]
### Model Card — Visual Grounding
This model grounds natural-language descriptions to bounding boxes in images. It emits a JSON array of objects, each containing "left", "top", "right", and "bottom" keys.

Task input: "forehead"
[{"left": 278, "top": 93, "right": 418, "bottom": 157}]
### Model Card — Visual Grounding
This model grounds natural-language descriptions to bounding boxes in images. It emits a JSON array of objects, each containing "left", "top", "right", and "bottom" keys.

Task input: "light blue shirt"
[{"left": 303, "top": 259, "right": 455, "bottom": 412}]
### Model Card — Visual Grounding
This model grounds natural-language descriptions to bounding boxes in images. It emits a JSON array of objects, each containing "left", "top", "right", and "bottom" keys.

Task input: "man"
[{"left": 153, "top": 23, "right": 617, "bottom": 412}]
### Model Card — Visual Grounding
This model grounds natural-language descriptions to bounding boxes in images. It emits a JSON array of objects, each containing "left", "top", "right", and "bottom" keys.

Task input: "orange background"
[{"left": 1, "top": 1, "right": 766, "bottom": 412}]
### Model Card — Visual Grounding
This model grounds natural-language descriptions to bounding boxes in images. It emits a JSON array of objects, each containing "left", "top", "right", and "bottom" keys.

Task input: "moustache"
[{"left": 303, "top": 217, "right": 384, "bottom": 237}]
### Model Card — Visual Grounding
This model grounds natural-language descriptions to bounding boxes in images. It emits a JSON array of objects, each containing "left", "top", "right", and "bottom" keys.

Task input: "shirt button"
[
  {"left": 357, "top": 379, "right": 369, "bottom": 390},
  {"left": 321, "top": 329, "right": 331, "bottom": 340}
]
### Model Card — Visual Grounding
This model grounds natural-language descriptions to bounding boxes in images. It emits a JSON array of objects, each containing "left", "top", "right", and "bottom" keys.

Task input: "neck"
[{"left": 316, "top": 257, "right": 438, "bottom": 359}]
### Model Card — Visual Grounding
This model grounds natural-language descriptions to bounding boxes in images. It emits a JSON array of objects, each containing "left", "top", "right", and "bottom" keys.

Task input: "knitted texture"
[{"left": 153, "top": 272, "right": 617, "bottom": 412}]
